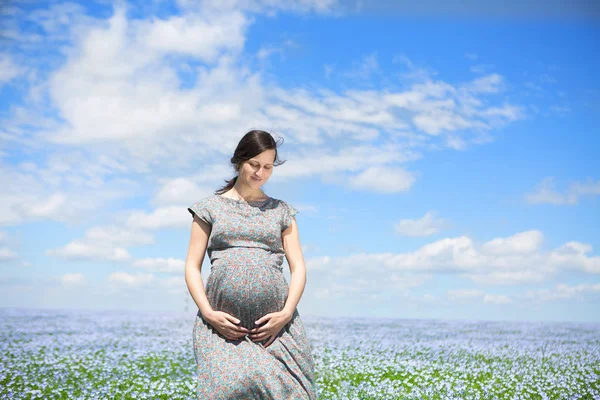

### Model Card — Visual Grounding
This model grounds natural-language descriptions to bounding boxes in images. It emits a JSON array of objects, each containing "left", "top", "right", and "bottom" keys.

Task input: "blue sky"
[{"left": 1, "top": 0, "right": 599, "bottom": 323}]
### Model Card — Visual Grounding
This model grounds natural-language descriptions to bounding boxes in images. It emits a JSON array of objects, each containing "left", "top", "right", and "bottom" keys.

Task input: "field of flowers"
[{"left": 1, "top": 308, "right": 598, "bottom": 399}]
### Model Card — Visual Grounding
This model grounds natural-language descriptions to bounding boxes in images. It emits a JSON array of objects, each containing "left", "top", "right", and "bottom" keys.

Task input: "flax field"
[{"left": 1, "top": 308, "right": 599, "bottom": 399}]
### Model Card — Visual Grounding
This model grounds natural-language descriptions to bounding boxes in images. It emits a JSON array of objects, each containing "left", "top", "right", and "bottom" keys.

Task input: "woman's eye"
[{"left": 250, "top": 163, "right": 271, "bottom": 170}]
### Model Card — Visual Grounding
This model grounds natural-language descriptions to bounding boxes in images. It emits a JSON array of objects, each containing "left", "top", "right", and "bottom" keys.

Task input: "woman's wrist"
[
  {"left": 280, "top": 307, "right": 294, "bottom": 321},
  {"left": 201, "top": 308, "right": 216, "bottom": 322}
]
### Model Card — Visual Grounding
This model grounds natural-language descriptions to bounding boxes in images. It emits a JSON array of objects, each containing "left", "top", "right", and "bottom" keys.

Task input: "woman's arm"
[
  {"left": 281, "top": 218, "right": 307, "bottom": 319},
  {"left": 184, "top": 216, "right": 250, "bottom": 340},
  {"left": 184, "top": 216, "right": 214, "bottom": 317}
]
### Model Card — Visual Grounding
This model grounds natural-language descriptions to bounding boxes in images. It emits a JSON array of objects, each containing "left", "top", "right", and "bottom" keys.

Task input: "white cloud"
[
  {"left": 388, "top": 273, "right": 433, "bottom": 290},
  {"left": 480, "top": 104, "right": 523, "bottom": 120},
  {"left": 412, "top": 110, "right": 477, "bottom": 136},
  {"left": 305, "top": 230, "right": 599, "bottom": 297},
  {"left": 481, "top": 230, "right": 543, "bottom": 255},
  {"left": 141, "top": 11, "right": 248, "bottom": 61},
  {"left": 41, "top": 6, "right": 265, "bottom": 164},
  {"left": 540, "top": 73, "right": 557, "bottom": 84},
  {"left": 385, "top": 80, "right": 454, "bottom": 107},
  {"left": 386, "top": 76, "right": 521, "bottom": 137},
  {"left": 0, "top": 153, "right": 142, "bottom": 226},
  {"left": 394, "top": 211, "right": 450, "bottom": 236},
  {"left": 47, "top": 226, "right": 153, "bottom": 262},
  {"left": 391, "top": 236, "right": 481, "bottom": 271},
  {"left": 256, "top": 40, "right": 298, "bottom": 61},
  {"left": 181, "top": 0, "right": 340, "bottom": 15},
  {"left": 526, "top": 177, "right": 571, "bottom": 204},
  {"left": 526, "top": 177, "right": 600, "bottom": 205},
  {"left": 86, "top": 226, "right": 154, "bottom": 247},
  {"left": 153, "top": 177, "right": 222, "bottom": 206},
  {"left": 0, "top": 231, "right": 18, "bottom": 263},
  {"left": 421, "top": 293, "right": 436, "bottom": 302},
  {"left": 470, "top": 64, "right": 495, "bottom": 74},
  {"left": 0, "top": 247, "right": 18, "bottom": 262},
  {"left": 548, "top": 242, "right": 600, "bottom": 274},
  {"left": 447, "top": 288, "right": 484, "bottom": 300},
  {"left": 159, "top": 275, "right": 188, "bottom": 295},
  {"left": 483, "top": 294, "right": 512, "bottom": 304},
  {"left": 0, "top": 0, "right": 556, "bottom": 316},
  {"left": 270, "top": 87, "right": 405, "bottom": 143},
  {"left": 26, "top": 193, "right": 67, "bottom": 218},
  {"left": 324, "top": 64, "right": 334, "bottom": 79},
  {"left": 308, "top": 273, "right": 429, "bottom": 300},
  {"left": 465, "top": 270, "right": 548, "bottom": 285},
  {"left": 393, "top": 54, "right": 438, "bottom": 81},
  {"left": 61, "top": 273, "right": 85, "bottom": 287},
  {"left": 548, "top": 105, "right": 570, "bottom": 116},
  {"left": 132, "top": 257, "right": 185, "bottom": 274},
  {"left": 107, "top": 271, "right": 154, "bottom": 287},
  {"left": 569, "top": 179, "right": 600, "bottom": 196},
  {"left": 464, "top": 53, "right": 478, "bottom": 61},
  {"left": 48, "top": 241, "right": 131, "bottom": 262},
  {"left": 525, "top": 81, "right": 544, "bottom": 92},
  {"left": 270, "top": 144, "right": 421, "bottom": 182},
  {"left": 526, "top": 283, "right": 600, "bottom": 302},
  {"left": 267, "top": 70, "right": 523, "bottom": 146},
  {"left": 2, "top": 3, "right": 525, "bottom": 210},
  {"left": 126, "top": 206, "right": 191, "bottom": 230},
  {"left": 462, "top": 73, "right": 504, "bottom": 94},
  {"left": 26, "top": 2, "right": 88, "bottom": 38},
  {"left": 0, "top": 53, "right": 24, "bottom": 85},
  {"left": 257, "top": 46, "right": 280, "bottom": 60},
  {"left": 447, "top": 289, "right": 513, "bottom": 305},
  {"left": 342, "top": 53, "right": 380, "bottom": 80},
  {"left": 347, "top": 166, "right": 415, "bottom": 193}
]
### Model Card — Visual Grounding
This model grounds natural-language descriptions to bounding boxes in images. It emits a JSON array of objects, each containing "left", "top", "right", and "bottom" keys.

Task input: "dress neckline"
[{"left": 215, "top": 194, "right": 272, "bottom": 204}]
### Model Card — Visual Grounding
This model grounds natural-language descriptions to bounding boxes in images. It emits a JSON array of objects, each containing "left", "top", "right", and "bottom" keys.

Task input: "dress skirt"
[{"left": 192, "top": 263, "right": 316, "bottom": 399}]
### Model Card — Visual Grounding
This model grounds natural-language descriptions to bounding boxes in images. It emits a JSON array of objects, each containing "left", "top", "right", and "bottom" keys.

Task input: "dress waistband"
[
  {"left": 210, "top": 260, "right": 283, "bottom": 272},
  {"left": 209, "top": 247, "right": 284, "bottom": 272}
]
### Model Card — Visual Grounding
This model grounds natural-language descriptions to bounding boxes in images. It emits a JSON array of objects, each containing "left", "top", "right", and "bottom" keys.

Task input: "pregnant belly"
[{"left": 205, "top": 265, "right": 288, "bottom": 330}]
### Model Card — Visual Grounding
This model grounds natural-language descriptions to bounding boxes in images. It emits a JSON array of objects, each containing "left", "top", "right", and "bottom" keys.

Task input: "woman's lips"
[{"left": 252, "top": 177, "right": 260, "bottom": 182}]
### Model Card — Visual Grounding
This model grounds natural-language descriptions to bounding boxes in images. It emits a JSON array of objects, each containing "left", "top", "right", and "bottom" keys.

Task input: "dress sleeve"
[
  {"left": 188, "top": 198, "right": 213, "bottom": 226},
  {"left": 281, "top": 200, "right": 299, "bottom": 232}
]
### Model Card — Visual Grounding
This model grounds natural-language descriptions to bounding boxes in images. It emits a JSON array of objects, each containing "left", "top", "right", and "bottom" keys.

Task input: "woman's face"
[{"left": 239, "top": 149, "right": 276, "bottom": 189}]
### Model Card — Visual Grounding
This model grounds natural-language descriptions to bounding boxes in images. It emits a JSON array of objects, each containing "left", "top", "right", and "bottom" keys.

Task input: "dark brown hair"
[{"left": 215, "top": 130, "right": 286, "bottom": 195}]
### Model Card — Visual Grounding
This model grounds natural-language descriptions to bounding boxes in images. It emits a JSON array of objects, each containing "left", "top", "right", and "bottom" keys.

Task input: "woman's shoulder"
[
  {"left": 268, "top": 197, "right": 290, "bottom": 207},
  {"left": 273, "top": 198, "right": 298, "bottom": 214},
  {"left": 189, "top": 195, "right": 220, "bottom": 210},
  {"left": 194, "top": 194, "right": 217, "bottom": 203},
  {"left": 187, "top": 195, "right": 219, "bottom": 225}
]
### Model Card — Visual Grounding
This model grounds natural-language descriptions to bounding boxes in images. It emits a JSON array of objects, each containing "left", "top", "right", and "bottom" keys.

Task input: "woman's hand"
[
  {"left": 204, "top": 310, "right": 250, "bottom": 340},
  {"left": 249, "top": 310, "right": 293, "bottom": 347}
]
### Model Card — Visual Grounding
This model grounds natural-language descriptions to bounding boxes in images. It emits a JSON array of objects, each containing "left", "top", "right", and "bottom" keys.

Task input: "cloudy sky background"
[{"left": 1, "top": 0, "right": 599, "bottom": 322}]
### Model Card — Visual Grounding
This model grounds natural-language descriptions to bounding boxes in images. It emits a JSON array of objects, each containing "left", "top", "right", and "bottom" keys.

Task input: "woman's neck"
[{"left": 231, "top": 182, "right": 265, "bottom": 201}]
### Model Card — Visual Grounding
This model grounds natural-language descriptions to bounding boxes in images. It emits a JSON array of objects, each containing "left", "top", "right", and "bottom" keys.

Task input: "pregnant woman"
[{"left": 184, "top": 130, "right": 316, "bottom": 399}]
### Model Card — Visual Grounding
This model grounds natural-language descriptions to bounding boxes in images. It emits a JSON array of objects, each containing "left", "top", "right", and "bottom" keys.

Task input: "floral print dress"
[{"left": 188, "top": 194, "right": 316, "bottom": 399}]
